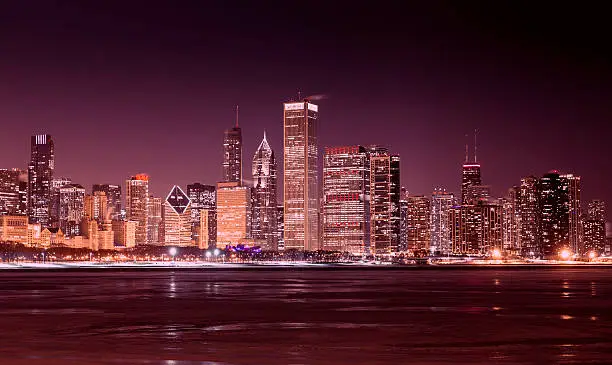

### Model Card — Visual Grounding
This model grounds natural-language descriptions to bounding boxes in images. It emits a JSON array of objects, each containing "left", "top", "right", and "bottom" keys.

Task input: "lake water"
[{"left": 0, "top": 267, "right": 611, "bottom": 364}]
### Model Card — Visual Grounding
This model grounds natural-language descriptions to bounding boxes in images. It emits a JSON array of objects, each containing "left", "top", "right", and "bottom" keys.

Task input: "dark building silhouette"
[
  {"left": 251, "top": 132, "right": 278, "bottom": 250},
  {"left": 28, "top": 134, "right": 55, "bottom": 227}
]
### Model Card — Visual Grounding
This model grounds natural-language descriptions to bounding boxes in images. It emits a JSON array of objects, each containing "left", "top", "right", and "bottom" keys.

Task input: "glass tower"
[{"left": 28, "top": 134, "right": 55, "bottom": 226}]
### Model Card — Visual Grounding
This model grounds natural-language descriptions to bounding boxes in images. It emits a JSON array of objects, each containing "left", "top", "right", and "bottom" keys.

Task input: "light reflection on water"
[{"left": 0, "top": 268, "right": 610, "bottom": 364}]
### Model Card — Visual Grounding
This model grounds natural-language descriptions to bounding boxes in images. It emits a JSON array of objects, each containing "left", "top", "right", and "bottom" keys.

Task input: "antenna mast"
[
  {"left": 474, "top": 129, "right": 477, "bottom": 163},
  {"left": 235, "top": 105, "right": 239, "bottom": 128}
]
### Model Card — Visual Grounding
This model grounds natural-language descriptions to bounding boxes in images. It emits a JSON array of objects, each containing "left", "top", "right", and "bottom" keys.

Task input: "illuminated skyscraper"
[
  {"left": 58, "top": 184, "right": 85, "bottom": 236},
  {"left": 0, "top": 169, "right": 27, "bottom": 216},
  {"left": 187, "top": 183, "right": 216, "bottom": 247},
  {"left": 28, "top": 134, "right": 55, "bottom": 226},
  {"left": 500, "top": 187, "right": 521, "bottom": 255},
  {"left": 322, "top": 146, "right": 370, "bottom": 255},
  {"left": 561, "top": 174, "right": 582, "bottom": 254},
  {"left": 147, "top": 196, "right": 162, "bottom": 244},
  {"left": 216, "top": 181, "right": 251, "bottom": 245},
  {"left": 283, "top": 100, "right": 319, "bottom": 251},
  {"left": 252, "top": 132, "right": 278, "bottom": 250},
  {"left": 126, "top": 174, "right": 149, "bottom": 245},
  {"left": 449, "top": 204, "right": 482, "bottom": 255},
  {"left": 430, "top": 188, "right": 454, "bottom": 255},
  {"left": 163, "top": 186, "right": 192, "bottom": 246},
  {"left": 50, "top": 177, "right": 72, "bottom": 227},
  {"left": 461, "top": 163, "right": 482, "bottom": 205},
  {"left": 405, "top": 195, "right": 431, "bottom": 253},
  {"left": 537, "top": 172, "right": 570, "bottom": 258},
  {"left": 92, "top": 184, "right": 121, "bottom": 220},
  {"left": 368, "top": 146, "right": 401, "bottom": 255},
  {"left": 583, "top": 200, "right": 605, "bottom": 255},
  {"left": 223, "top": 110, "right": 242, "bottom": 184},
  {"left": 480, "top": 202, "right": 503, "bottom": 255},
  {"left": 84, "top": 191, "right": 108, "bottom": 222},
  {"left": 519, "top": 176, "right": 538, "bottom": 257},
  {"left": 399, "top": 192, "right": 408, "bottom": 252}
]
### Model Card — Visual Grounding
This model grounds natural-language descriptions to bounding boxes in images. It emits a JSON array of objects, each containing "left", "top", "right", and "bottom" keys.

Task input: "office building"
[
  {"left": 126, "top": 174, "right": 149, "bottom": 245},
  {"left": 58, "top": 184, "right": 85, "bottom": 237},
  {"left": 187, "top": 183, "right": 216, "bottom": 247},
  {"left": 0, "top": 169, "right": 27, "bottom": 216},
  {"left": 519, "top": 176, "right": 538, "bottom": 257},
  {"left": 147, "top": 196, "right": 163, "bottom": 244},
  {"left": 92, "top": 184, "right": 121, "bottom": 220},
  {"left": 368, "top": 146, "right": 400, "bottom": 255},
  {"left": 405, "top": 195, "right": 431, "bottom": 253},
  {"left": 223, "top": 113, "right": 242, "bottom": 184},
  {"left": 28, "top": 134, "right": 55, "bottom": 227},
  {"left": 561, "top": 174, "right": 582, "bottom": 254},
  {"left": 430, "top": 188, "right": 454, "bottom": 255},
  {"left": 112, "top": 220, "right": 136, "bottom": 248},
  {"left": 322, "top": 146, "right": 370, "bottom": 255},
  {"left": 583, "top": 200, "right": 606, "bottom": 255},
  {"left": 537, "top": 171, "right": 570, "bottom": 258},
  {"left": 216, "top": 181, "right": 251, "bottom": 246},
  {"left": 252, "top": 132, "right": 278, "bottom": 250},
  {"left": 500, "top": 187, "right": 521, "bottom": 255},
  {"left": 0, "top": 215, "right": 29, "bottom": 243},
  {"left": 163, "top": 185, "right": 192, "bottom": 246},
  {"left": 283, "top": 100, "right": 319, "bottom": 251},
  {"left": 84, "top": 191, "right": 108, "bottom": 222}
]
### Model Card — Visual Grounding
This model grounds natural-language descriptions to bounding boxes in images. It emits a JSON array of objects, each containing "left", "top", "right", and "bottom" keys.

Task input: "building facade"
[
  {"left": 58, "top": 184, "right": 85, "bottom": 237},
  {"left": 252, "top": 132, "right": 278, "bottom": 250},
  {"left": 519, "top": 176, "right": 539, "bottom": 257},
  {"left": 0, "top": 169, "right": 27, "bottom": 216},
  {"left": 126, "top": 174, "right": 149, "bottom": 245},
  {"left": 216, "top": 181, "right": 251, "bottom": 246},
  {"left": 583, "top": 200, "right": 606, "bottom": 255},
  {"left": 163, "top": 186, "right": 192, "bottom": 246},
  {"left": 147, "top": 196, "right": 163, "bottom": 244},
  {"left": 430, "top": 188, "right": 454, "bottom": 255},
  {"left": 187, "top": 183, "right": 216, "bottom": 248},
  {"left": 223, "top": 120, "right": 242, "bottom": 184},
  {"left": 405, "top": 195, "right": 431, "bottom": 253},
  {"left": 28, "top": 134, "right": 55, "bottom": 227},
  {"left": 92, "top": 184, "right": 121, "bottom": 220},
  {"left": 283, "top": 100, "right": 319, "bottom": 251},
  {"left": 322, "top": 146, "right": 370, "bottom": 255}
]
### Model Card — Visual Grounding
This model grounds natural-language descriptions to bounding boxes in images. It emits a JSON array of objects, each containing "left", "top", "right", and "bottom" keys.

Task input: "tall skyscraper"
[
  {"left": 500, "top": 187, "right": 521, "bottom": 255},
  {"left": 430, "top": 188, "right": 454, "bottom": 255},
  {"left": 163, "top": 186, "right": 192, "bottom": 246},
  {"left": 561, "top": 174, "right": 582, "bottom": 254},
  {"left": 0, "top": 169, "right": 27, "bottom": 216},
  {"left": 147, "top": 196, "right": 163, "bottom": 244},
  {"left": 449, "top": 204, "right": 482, "bottom": 255},
  {"left": 537, "top": 171, "right": 570, "bottom": 258},
  {"left": 50, "top": 177, "right": 72, "bottom": 227},
  {"left": 405, "top": 195, "right": 431, "bottom": 253},
  {"left": 84, "top": 191, "right": 108, "bottom": 222},
  {"left": 519, "top": 176, "right": 539, "bottom": 257},
  {"left": 399, "top": 193, "right": 408, "bottom": 252},
  {"left": 216, "top": 181, "right": 251, "bottom": 246},
  {"left": 28, "top": 134, "right": 55, "bottom": 227},
  {"left": 583, "top": 200, "right": 606, "bottom": 255},
  {"left": 223, "top": 109, "right": 242, "bottom": 184},
  {"left": 186, "top": 183, "right": 216, "bottom": 247},
  {"left": 322, "top": 146, "right": 370, "bottom": 255},
  {"left": 368, "top": 146, "right": 401, "bottom": 255},
  {"left": 252, "top": 132, "right": 278, "bottom": 250},
  {"left": 92, "top": 184, "right": 121, "bottom": 220},
  {"left": 480, "top": 202, "right": 503, "bottom": 255},
  {"left": 58, "top": 184, "right": 85, "bottom": 236},
  {"left": 283, "top": 100, "right": 319, "bottom": 251},
  {"left": 126, "top": 174, "right": 149, "bottom": 245}
]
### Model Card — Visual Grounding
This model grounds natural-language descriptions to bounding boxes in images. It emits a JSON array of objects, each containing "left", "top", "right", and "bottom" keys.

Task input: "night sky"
[{"left": 1, "top": 2, "right": 610, "bottom": 221}]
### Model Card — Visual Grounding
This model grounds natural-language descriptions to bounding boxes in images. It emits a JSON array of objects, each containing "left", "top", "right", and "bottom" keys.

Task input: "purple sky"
[{"left": 0, "top": 1, "right": 610, "bottom": 219}]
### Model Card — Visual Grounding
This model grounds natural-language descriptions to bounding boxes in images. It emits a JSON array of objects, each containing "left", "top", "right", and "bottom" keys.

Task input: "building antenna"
[
  {"left": 235, "top": 105, "right": 239, "bottom": 128},
  {"left": 464, "top": 134, "right": 469, "bottom": 163},
  {"left": 297, "top": 90, "right": 301, "bottom": 101},
  {"left": 474, "top": 129, "right": 477, "bottom": 163}
]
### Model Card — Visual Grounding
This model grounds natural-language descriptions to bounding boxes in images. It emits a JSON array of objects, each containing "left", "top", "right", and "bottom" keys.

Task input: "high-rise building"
[
  {"left": 163, "top": 186, "right": 192, "bottom": 246},
  {"left": 368, "top": 146, "right": 400, "bottom": 255},
  {"left": 50, "top": 177, "right": 72, "bottom": 226},
  {"left": 277, "top": 205, "right": 284, "bottom": 250},
  {"left": 430, "top": 188, "right": 454, "bottom": 255},
  {"left": 405, "top": 195, "right": 431, "bottom": 253},
  {"left": 0, "top": 169, "right": 27, "bottom": 216},
  {"left": 480, "top": 202, "right": 503, "bottom": 255},
  {"left": 322, "top": 146, "right": 370, "bottom": 255},
  {"left": 126, "top": 174, "right": 149, "bottom": 245},
  {"left": 84, "top": 191, "right": 108, "bottom": 222},
  {"left": 500, "top": 187, "right": 521, "bottom": 255},
  {"left": 399, "top": 195, "right": 408, "bottom": 253},
  {"left": 519, "top": 176, "right": 538, "bottom": 257},
  {"left": 58, "top": 184, "right": 85, "bottom": 237},
  {"left": 186, "top": 183, "right": 216, "bottom": 248},
  {"left": 283, "top": 100, "right": 319, "bottom": 251},
  {"left": 583, "top": 200, "right": 606, "bottom": 255},
  {"left": 449, "top": 204, "right": 482, "bottom": 255},
  {"left": 28, "top": 134, "right": 55, "bottom": 227},
  {"left": 561, "top": 174, "right": 582, "bottom": 254},
  {"left": 461, "top": 163, "right": 482, "bottom": 205},
  {"left": 216, "top": 181, "right": 251, "bottom": 246},
  {"left": 537, "top": 171, "right": 570, "bottom": 258},
  {"left": 92, "top": 184, "right": 121, "bottom": 220},
  {"left": 147, "top": 196, "right": 162, "bottom": 244},
  {"left": 223, "top": 113, "right": 242, "bottom": 184},
  {"left": 112, "top": 220, "right": 136, "bottom": 248},
  {"left": 252, "top": 132, "right": 278, "bottom": 250}
]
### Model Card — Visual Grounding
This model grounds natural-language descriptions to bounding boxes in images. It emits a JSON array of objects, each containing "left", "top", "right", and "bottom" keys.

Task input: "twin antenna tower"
[{"left": 465, "top": 129, "right": 479, "bottom": 164}]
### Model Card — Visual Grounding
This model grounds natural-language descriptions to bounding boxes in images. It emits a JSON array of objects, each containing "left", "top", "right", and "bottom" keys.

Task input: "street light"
[
  {"left": 169, "top": 247, "right": 177, "bottom": 263},
  {"left": 559, "top": 248, "right": 572, "bottom": 261},
  {"left": 491, "top": 248, "right": 502, "bottom": 260},
  {"left": 588, "top": 251, "right": 597, "bottom": 260}
]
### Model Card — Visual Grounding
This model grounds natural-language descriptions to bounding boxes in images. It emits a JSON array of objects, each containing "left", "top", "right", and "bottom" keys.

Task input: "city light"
[
  {"left": 559, "top": 249, "right": 572, "bottom": 261},
  {"left": 169, "top": 247, "right": 177, "bottom": 257},
  {"left": 491, "top": 248, "right": 502, "bottom": 260},
  {"left": 588, "top": 251, "right": 597, "bottom": 259}
]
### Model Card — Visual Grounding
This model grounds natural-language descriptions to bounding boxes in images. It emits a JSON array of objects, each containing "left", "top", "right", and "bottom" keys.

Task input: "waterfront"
[{"left": 1, "top": 268, "right": 611, "bottom": 364}]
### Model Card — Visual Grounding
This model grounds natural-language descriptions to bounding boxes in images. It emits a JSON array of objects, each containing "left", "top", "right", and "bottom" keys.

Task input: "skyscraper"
[
  {"left": 163, "top": 186, "right": 192, "bottom": 246},
  {"left": 92, "top": 184, "right": 121, "bottom": 220},
  {"left": 50, "top": 177, "right": 72, "bottom": 227},
  {"left": 500, "top": 187, "right": 521, "bottom": 255},
  {"left": 252, "top": 132, "right": 278, "bottom": 250},
  {"left": 430, "top": 188, "right": 454, "bottom": 255},
  {"left": 147, "top": 196, "right": 162, "bottom": 244},
  {"left": 126, "top": 174, "right": 149, "bottom": 245},
  {"left": 322, "top": 146, "right": 370, "bottom": 255},
  {"left": 216, "top": 181, "right": 251, "bottom": 245},
  {"left": 480, "top": 202, "right": 503, "bottom": 255},
  {"left": 461, "top": 163, "right": 482, "bottom": 205},
  {"left": 519, "top": 176, "right": 538, "bottom": 257},
  {"left": 537, "top": 171, "right": 570, "bottom": 258},
  {"left": 369, "top": 146, "right": 401, "bottom": 255},
  {"left": 186, "top": 183, "right": 216, "bottom": 247},
  {"left": 223, "top": 110, "right": 242, "bottom": 184},
  {"left": 58, "top": 184, "right": 85, "bottom": 237},
  {"left": 283, "top": 100, "right": 319, "bottom": 251},
  {"left": 449, "top": 204, "right": 482, "bottom": 255},
  {"left": 28, "top": 134, "right": 54, "bottom": 227},
  {"left": 561, "top": 174, "right": 582, "bottom": 254},
  {"left": 84, "top": 191, "right": 108, "bottom": 222},
  {"left": 405, "top": 195, "right": 431, "bottom": 253},
  {"left": 0, "top": 169, "right": 27, "bottom": 216},
  {"left": 583, "top": 200, "right": 606, "bottom": 255}
]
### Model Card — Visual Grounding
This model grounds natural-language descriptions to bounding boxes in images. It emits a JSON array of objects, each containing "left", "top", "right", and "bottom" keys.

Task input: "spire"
[
  {"left": 256, "top": 130, "right": 271, "bottom": 153},
  {"left": 464, "top": 134, "right": 469, "bottom": 163},
  {"left": 235, "top": 105, "right": 239, "bottom": 128},
  {"left": 474, "top": 129, "right": 477, "bottom": 163},
  {"left": 263, "top": 129, "right": 267, "bottom": 143}
]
